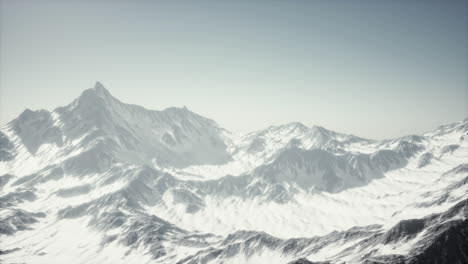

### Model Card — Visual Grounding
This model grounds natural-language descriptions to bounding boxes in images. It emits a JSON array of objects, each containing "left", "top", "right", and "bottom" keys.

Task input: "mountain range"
[{"left": 0, "top": 82, "right": 467, "bottom": 264}]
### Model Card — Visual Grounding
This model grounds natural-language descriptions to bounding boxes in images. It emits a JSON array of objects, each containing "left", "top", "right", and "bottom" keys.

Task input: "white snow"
[{"left": 1, "top": 85, "right": 466, "bottom": 264}]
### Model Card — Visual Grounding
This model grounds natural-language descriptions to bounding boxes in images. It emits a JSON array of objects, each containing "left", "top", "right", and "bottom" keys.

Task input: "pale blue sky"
[{"left": 0, "top": 0, "right": 467, "bottom": 139}]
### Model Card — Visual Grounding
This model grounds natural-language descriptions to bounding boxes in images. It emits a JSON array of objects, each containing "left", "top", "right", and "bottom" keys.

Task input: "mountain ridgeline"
[
  {"left": 8, "top": 82, "right": 230, "bottom": 169},
  {"left": 0, "top": 82, "right": 467, "bottom": 264}
]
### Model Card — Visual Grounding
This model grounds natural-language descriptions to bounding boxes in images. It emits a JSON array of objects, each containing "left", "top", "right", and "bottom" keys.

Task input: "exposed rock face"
[
  {"left": 417, "top": 152, "right": 433, "bottom": 168},
  {"left": 0, "top": 209, "right": 46, "bottom": 236},
  {"left": 382, "top": 219, "right": 425, "bottom": 244},
  {"left": 0, "top": 132, "right": 15, "bottom": 161}
]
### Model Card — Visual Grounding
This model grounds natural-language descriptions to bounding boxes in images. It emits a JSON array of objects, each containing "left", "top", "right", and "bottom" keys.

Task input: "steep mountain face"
[
  {"left": 2, "top": 82, "right": 230, "bottom": 173},
  {"left": 231, "top": 122, "right": 370, "bottom": 161},
  {"left": 0, "top": 83, "right": 467, "bottom": 264},
  {"left": 248, "top": 147, "right": 395, "bottom": 194},
  {"left": 0, "top": 131, "right": 15, "bottom": 162}
]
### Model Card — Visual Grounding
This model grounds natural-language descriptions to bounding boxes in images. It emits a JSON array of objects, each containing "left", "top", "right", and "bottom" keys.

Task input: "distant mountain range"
[{"left": 1, "top": 82, "right": 467, "bottom": 263}]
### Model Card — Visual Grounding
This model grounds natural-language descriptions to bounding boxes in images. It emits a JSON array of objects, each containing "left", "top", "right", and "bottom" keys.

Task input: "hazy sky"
[{"left": 1, "top": 0, "right": 467, "bottom": 139}]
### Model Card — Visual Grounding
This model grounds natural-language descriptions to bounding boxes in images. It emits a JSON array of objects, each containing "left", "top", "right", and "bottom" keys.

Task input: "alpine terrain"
[{"left": 1, "top": 82, "right": 467, "bottom": 264}]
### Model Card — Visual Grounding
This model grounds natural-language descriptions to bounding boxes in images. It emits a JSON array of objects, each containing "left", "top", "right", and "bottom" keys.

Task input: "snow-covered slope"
[
  {"left": 0, "top": 82, "right": 230, "bottom": 175},
  {"left": 0, "top": 83, "right": 467, "bottom": 264}
]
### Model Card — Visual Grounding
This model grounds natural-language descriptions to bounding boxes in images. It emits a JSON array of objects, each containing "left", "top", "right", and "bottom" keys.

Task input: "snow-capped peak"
[{"left": 92, "top": 81, "right": 114, "bottom": 99}]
